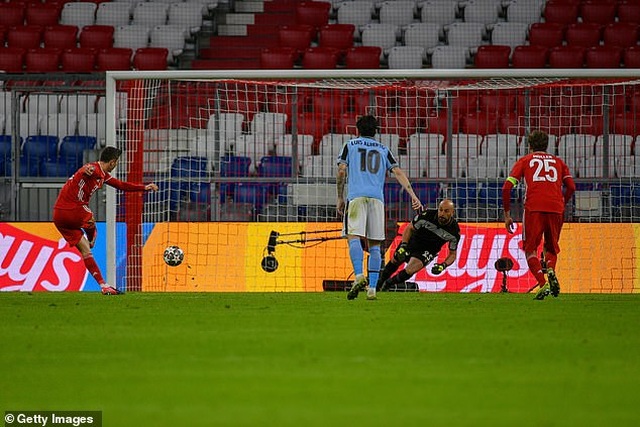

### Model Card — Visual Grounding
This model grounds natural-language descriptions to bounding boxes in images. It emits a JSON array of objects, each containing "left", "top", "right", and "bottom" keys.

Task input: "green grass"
[{"left": 1, "top": 292, "right": 639, "bottom": 427}]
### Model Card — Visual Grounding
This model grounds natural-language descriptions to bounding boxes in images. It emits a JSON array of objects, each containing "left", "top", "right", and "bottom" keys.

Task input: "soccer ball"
[{"left": 163, "top": 245, "right": 184, "bottom": 267}]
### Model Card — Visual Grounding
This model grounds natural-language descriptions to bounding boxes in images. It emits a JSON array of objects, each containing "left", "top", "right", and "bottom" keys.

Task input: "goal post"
[{"left": 104, "top": 69, "right": 640, "bottom": 294}]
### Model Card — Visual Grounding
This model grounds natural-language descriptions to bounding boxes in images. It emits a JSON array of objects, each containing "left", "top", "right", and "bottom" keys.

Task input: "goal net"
[{"left": 105, "top": 70, "right": 640, "bottom": 294}]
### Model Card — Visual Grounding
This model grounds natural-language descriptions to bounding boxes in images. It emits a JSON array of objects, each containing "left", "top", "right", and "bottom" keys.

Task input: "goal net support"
[{"left": 105, "top": 69, "right": 640, "bottom": 294}]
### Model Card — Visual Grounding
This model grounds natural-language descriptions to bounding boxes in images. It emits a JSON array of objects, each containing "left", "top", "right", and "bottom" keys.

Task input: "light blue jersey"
[{"left": 337, "top": 136, "right": 398, "bottom": 202}]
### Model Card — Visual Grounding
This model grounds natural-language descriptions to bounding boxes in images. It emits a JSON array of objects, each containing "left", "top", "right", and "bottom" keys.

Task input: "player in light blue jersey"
[{"left": 337, "top": 115, "right": 422, "bottom": 301}]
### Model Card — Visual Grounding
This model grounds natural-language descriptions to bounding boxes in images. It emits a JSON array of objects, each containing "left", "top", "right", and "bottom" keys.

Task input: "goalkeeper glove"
[
  {"left": 393, "top": 242, "right": 409, "bottom": 263},
  {"left": 431, "top": 263, "right": 447, "bottom": 275}
]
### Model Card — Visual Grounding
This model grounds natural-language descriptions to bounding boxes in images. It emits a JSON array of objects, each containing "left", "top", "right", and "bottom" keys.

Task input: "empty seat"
[
  {"left": 26, "top": 2, "right": 61, "bottom": 27},
  {"left": 430, "top": 45, "right": 467, "bottom": 68},
  {"left": 447, "top": 22, "right": 485, "bottom": 48},
  {"left": 336, "top": 0, "right": 374, "bottom": 37},
  {"left": 7, "top": 25, "right": 43, "bottom": 49},
  {"left": 407, "top": 132, "right": 444, "bottom": 159},
  {"left": 565, "top": 23, "right": 602, "bottom": 48},
  {"left": 544, "top": 1, "right": 579, "bottom": 25},
  {"left": 490, "top": 22, "right": 528, "bottom": 51},
  {"left": 80, "top": 25, "right": 114, "bottom": 49},
  {"left": 0, "top": 47, "right": 25, "bottom": 72},
  {"left": 96, "top": 47, "right": 132, "bottom": 70},
  {"left": 506, "top": 0, "right": 544, "bottom": 25},
  {"left": 276, "top": 134, "right": 315, "bottom": 163},
  {"left": 167, "top": 2, "right": 203, "bottom": 35},
  {"left": 603, "top": 23, "right": 639, "bottom": 48},
  {"left": 420, "top": 0, "right": 457, "bottom": 26},
  {"left": 133, "top": 2, "right": 169, "bottom": 27},
  {"left": 60, "top": 94, "right": 98, "bottom": 115},
  {"left": 387, "top": 46, "right": 424, "bottom": 69},
  {"left": 150, "top": 25, "right": 185, "bottom": 63},
  {"left": 618, "top": 1, "right": 640, "bottom": 24},
  {"left": 61, "top": 47, "right": 96, "bottom": 72},
  {"left": 251, "top": 112, "right": 288, "bottom": 140},
  {"left": 43, "top": 25, "right": 79, "bottom": 49},
  {"left": 403, "top": 23, "right": 440, "bottom": 51},
  {"left": 96, "top": 1, "right": 131, "bottom": 26},
  {"left": 580, "top": 0, "right": 617, "bottom": 25},
  {"left": 361, "top": 23, "right": 398, "bottom": 56},
  {"left": 25, "top": 48, "right": 61, "bottom": 73},
  {"left": 548, "top": 45, "right": 585, "bottom": 68},
  {"left": 318, "top": 24, "right": 355, "bottom": 55},
  {"left": 0, "top": 3, "right": 25, "bottom": 28},
  {"left": 25, "top": 94, "right": 59, "bottom": 116},
  {"left": 344, "top": 46, "right": 381, "bottom": 68},
  {"left": 260, "top": 47, "right": 296, "bottom": 69},
  {"left": 474, "top": 45, "right": 510, "bottom": 68},
  {"left": 511, "top": 44, "right": 547, "bottom": 68},
  {"left": 296, "top": 1, "right": 330, "bottom": 38},
  {"left": 43, "top": 112, "right": 77, "bottom": 137},
  {"left": 624, "top": 46, "right": 640, "bottom": 67},
  {"left": 58, "top": 135, "right": 97, "bottom": 172},
  {"left": 379, "top": 0, "right": 416, "bottom": 28},
  {"left": 113, "top": 24, "right": 149, "bottom": 51},
  {"left": 78, "top": 113, "right": 105, "bottom": 142},
  {"left": 585, "top": 45, "right": 622, "bottom": 68},
  {"left": 60, "top": 2, "right": 97, "bottom": 28},
  {"left": 133, "top": 47, "right": 168, "bottom": 70},
  {"left": 302, "top": 47, "right": 339, "bottom": 69},
  {"left": 528, "top": 22, "right": 564, "bottom": 48},
  {"left": 462, "top": 112, "right": 499, "bottom": 135},
  {"left": 464, "top": 0, "right": 501, "bottom": 25},
  {"left": 278, "top": 24, "right": 314, "bottom": 59}
]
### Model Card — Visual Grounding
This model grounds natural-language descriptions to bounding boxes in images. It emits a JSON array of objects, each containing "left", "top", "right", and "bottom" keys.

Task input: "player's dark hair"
[
  {"left": 356, "top": 115, "right": 379, "bottom": 137},
  {"left": 527, "top": 130, "right": 549, "bottom": 152},
  {"left": 100, "top": 146, "right": 122, "bottom": 162}
]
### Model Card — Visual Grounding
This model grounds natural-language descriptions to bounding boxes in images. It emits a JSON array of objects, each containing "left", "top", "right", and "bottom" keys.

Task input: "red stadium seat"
[
  {"left": 624, "top": 46, "right": 640, "bottom": 67},
  {"left": 344, "top": 46, "right": 381, "bottom": 69},
  {"left": 61, "top": 47, "right": 96, "bottom": 72},
  {"left": 318, "top": 24, "right": 355, "bottom": 57},
  {"left": 498, "top": 114, "right": 528, "bottom": 136},
  {"left": 529, "top": 23, "right": 565, "bottom": 48},
  {"left": 603, "top": 23, "right": 639, "bottom": 48},
  {"left": 0, "top": 3, "right": 25, "bottom": 27},
  {"left": 133, "top": 47, "right": 168, "bottom": 70},
  {"left": 0, "top": 25, "right": 7, "bottom": 46},
  {"left": 301, "top": 47, "right": 339, "bottom": 69},
  {"left": 548, "top": 45, "right": 585, "bottom": 68},
  {"left": 0, "top": 46, "right": 25, "bottom": 72},
  {"left": 278, "top": 24, "right": 314, "bottom": 60},
  {"left": 478, "top": 91, "right": 517, "bottom": 115},
  {"left": 565, "top": 23, "right": 602, "bottom": 47},
  {"left": 26, "top": 2, "right": 61, "bottom": 26},
  {"left": 296, "top": 112, "right": 332, "bottom": 143},
  {"left": 544, "top": 1, "right": 580, "bottom": 25},
  {"left": 585, "top": 45, "right": 622, "bottom": 68},
  {"left": 43, "top": 25, "right": 79, "bottom": 49},
  {"left": 511, "top": 45, "right": 548, "bottom": 68},
  {"left": 296, "top": 1, "right": 330, "bottom": 38},
  {"left": 25, "top": 48, "right": 61, "bottom": 73},
  {"left": 259, "top": 47, "right": 296, "bottom": 69},
  {"left": 580, "top": 0, "right": 617, "bottom": 25},
  {"left": 617, "top": 0, "right": 640, "bottom": 24},
  {"left": 96, "top": 47, "right": 132, "bottom": 70},
  {"left": 461, "top": 112, "right": 499, "bottom": 135},
  {"left": 7, "top": 25, "right": 43, "bottom": 49},
  {"left": 79, "top": 25, "right": 114, "bottom": 49},
  {"left": 474, "top": 45, "right": 510, "bottom": 68}
]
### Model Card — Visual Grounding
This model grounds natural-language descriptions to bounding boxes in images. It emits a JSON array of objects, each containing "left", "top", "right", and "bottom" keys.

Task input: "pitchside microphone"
[{"left": 261, "top": 231, "right": 280, "bottom": 273}]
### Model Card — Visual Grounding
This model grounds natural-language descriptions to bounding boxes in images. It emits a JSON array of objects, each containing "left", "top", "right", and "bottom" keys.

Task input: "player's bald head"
[
  {"left": 437, "top": 199, "right": 455, "bottom": 224},
  {"left": 439, "top": 199, "right": 455, "bottom": 211}
]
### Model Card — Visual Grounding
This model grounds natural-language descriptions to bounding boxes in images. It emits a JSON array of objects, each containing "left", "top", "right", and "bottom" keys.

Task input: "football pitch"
[{"left": 1, "top": 292, "right": 638, "bottom": 427}]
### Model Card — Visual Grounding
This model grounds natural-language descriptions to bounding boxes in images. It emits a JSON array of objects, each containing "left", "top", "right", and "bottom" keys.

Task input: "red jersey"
[
  {"left": 506, "top": 152, "right": 573, "bottom": 213},
  {"left": 54, "top": 162, "right": 146, "bottom": 210}
]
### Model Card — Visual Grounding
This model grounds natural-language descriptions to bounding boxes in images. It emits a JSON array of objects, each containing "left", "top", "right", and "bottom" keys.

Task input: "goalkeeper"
[{"left": 376, "top": 199, "right": 460, "bottom": 292}]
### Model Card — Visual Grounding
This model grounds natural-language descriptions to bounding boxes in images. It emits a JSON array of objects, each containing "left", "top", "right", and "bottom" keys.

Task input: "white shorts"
[{"left": 343, "top": 197, "right": 385, "bottom": 241}]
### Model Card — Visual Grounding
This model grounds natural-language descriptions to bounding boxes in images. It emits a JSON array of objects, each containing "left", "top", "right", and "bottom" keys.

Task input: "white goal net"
[{"left": 104, "top": 70, "right": 640, "bottom": 294}]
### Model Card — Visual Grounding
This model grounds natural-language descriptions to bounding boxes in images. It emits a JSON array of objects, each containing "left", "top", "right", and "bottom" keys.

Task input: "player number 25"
[{"left": 530, "top": 158, "right": 558, "bottom": 182}]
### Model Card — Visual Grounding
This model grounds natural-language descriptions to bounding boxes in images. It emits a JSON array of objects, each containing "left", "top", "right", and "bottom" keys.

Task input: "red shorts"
[
  {"left": 53, "top": 206, "right": 94, "bottom": 247},
  {"left": 521, "top": 210, "right": 564, "bottom": 255}
]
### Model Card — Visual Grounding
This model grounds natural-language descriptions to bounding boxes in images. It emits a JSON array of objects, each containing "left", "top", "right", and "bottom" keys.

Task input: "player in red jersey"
[
  {"left": 502, "top": 130, "right": 576, "bottom": 300},
  {"left": 53, "top": 146, "right": 158, "bottom": 295}
]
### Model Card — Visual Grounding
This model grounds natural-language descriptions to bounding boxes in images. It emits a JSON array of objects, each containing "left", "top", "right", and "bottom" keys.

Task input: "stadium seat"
[
  {"left": 26, "top": 2, "right": 61, "bottom": 27},
  {"left": 7, "top": 25, "right": 43, "bottom": 49},
  {"left": 379, "top": 0, "right": 416, "bottom": 28},
  {"left": 603, "top": 23, "right": 640, "bottom": 48},
  {"left": 275, "top": 134, "right": 315, "bottom": 164},
  {"left": 624, "top": 46, "right": 640, "bottom": 67},
  {"left": 403, "top": 23, "right": 441, "bottom": 52},
  {"left": 80, "top": 25, "right": 114, "bottom": 49},
  {"left": 78, "top": 112, "right": 106, "bottom": 142},
  {"left": 336, "top": 0, "right": 374, "bottom": 38},
  {"left": 302, "top": 47, "right": 339, "bottom": 69},
  {"left": 344, "top": 46, "right": 381, "bottom": 68},
  {"left": 474, "top": 45, "right": 511, "bottom": 68},
  {"left": 565, "top": 23, "right": 603, "bottom": 48},
  {"left": 446, "top": 22, "right": 485, "bottom": 48},
  {"left": 464, "top": 0, "right": 501, "bottom": 25},
  {"left": 43, "top": 25, "right": 79, "bottom": 49},
  {"left": 25, "top": 48, "right": 61, "bottom": 73},
  {"left": 60, "top": 2, "right": 97, "bottom": 28},
  {"left": 511, "top": 44, "right": 548, "bottom": 68},
  {"left": 397, "top": 153, "right": 425, "bottom": 178},
  {"left": 387, "top": 46, "right": 424, "bottom": 69},
  {"left": 23, "top": 135, "right": 59, "bottom": 176},
  {"left": 580, "top": 0, "right": 617, "bottom": 26},
  {"left": 528, "top": 23, "right": 564, "bottom": 48},
  {"left": 96, "top": 47, "right": 132, "bottom": 70},
  {"left": 0, "top": 3, "right": 24, "bottom": 28},
  {"left": 544, "top": 1, "right": 579, "bottom": 25},
  {"left": 58, "top": 135, "right": 97, "bottom": 172},
  {"left": 149, "top": 25, "right": 185, "bottom": 64},
  {"left": 361, "top": 23, "right": 398, "bottom": 57},
  {"left": 617, "top": 1, "right": 640, "bottom": 23},
  {"left": 133, "top": 2, "right": 169, "bottom": 28},
  {"left": 420, "top": 0, "right": 456, "bottom": 26},
  {"left": 96, "top": 1, "right": 132, "bottom": 27},
  {"left": 260, "top": 47, "right": 296, "bottom": 69},
  {"left": 61, "top": 47, "right": 97, "bottom": 73},
  {"left": 114, "top": 25, "right": 150, "bottom": 51},
  {"left": 296, "top": 1, "right": 330, "bottom": 38},
  {"left": 278, "top": 24, "right": 314, "bottom": 60},
  {"left": 585, "top": 45, "right": 622, "bottom": 68},
  {"left": 506, "top": 0, "right": 544, "bottom": 25},
  {"left": 462, "top": 112, "right": 499, "bottom": 135},
  {"left": 490, "top": 22, "right": 528, "bottom": 51},
  {"left": 407, "top": 132, "right": 444, "bottom": 158},
  {"left": 482, "top": 133, "right": 521, "bottom": 158},
  {"left": 133, "top": 47, "right": 168, "bottom": 70},
  {"left": 295, "top": 112, "right": 332, "bottom": 144},
  {"left": 548, "top": 45, "right": 585, "bottom": 68},
  {"left": 430, "top": 45, "right": 468, "bottom": 68},
  {"left": 167, "top": 3, "right": 204, "bottom": 36},
  {"left": 611, "top": 112, "right": 640, "bottom": 136},
  {"left": 478, "top": 91, "right": 517, "bottom": 116},
  {"left": 42, "top": 112, "right": 77, "bottom": 137},
  {"left": 0, "top": 47, "right": 25, "bottom": 72},
  {"left": 318, "top": 24, "right": 355, "bottom": 56}
]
